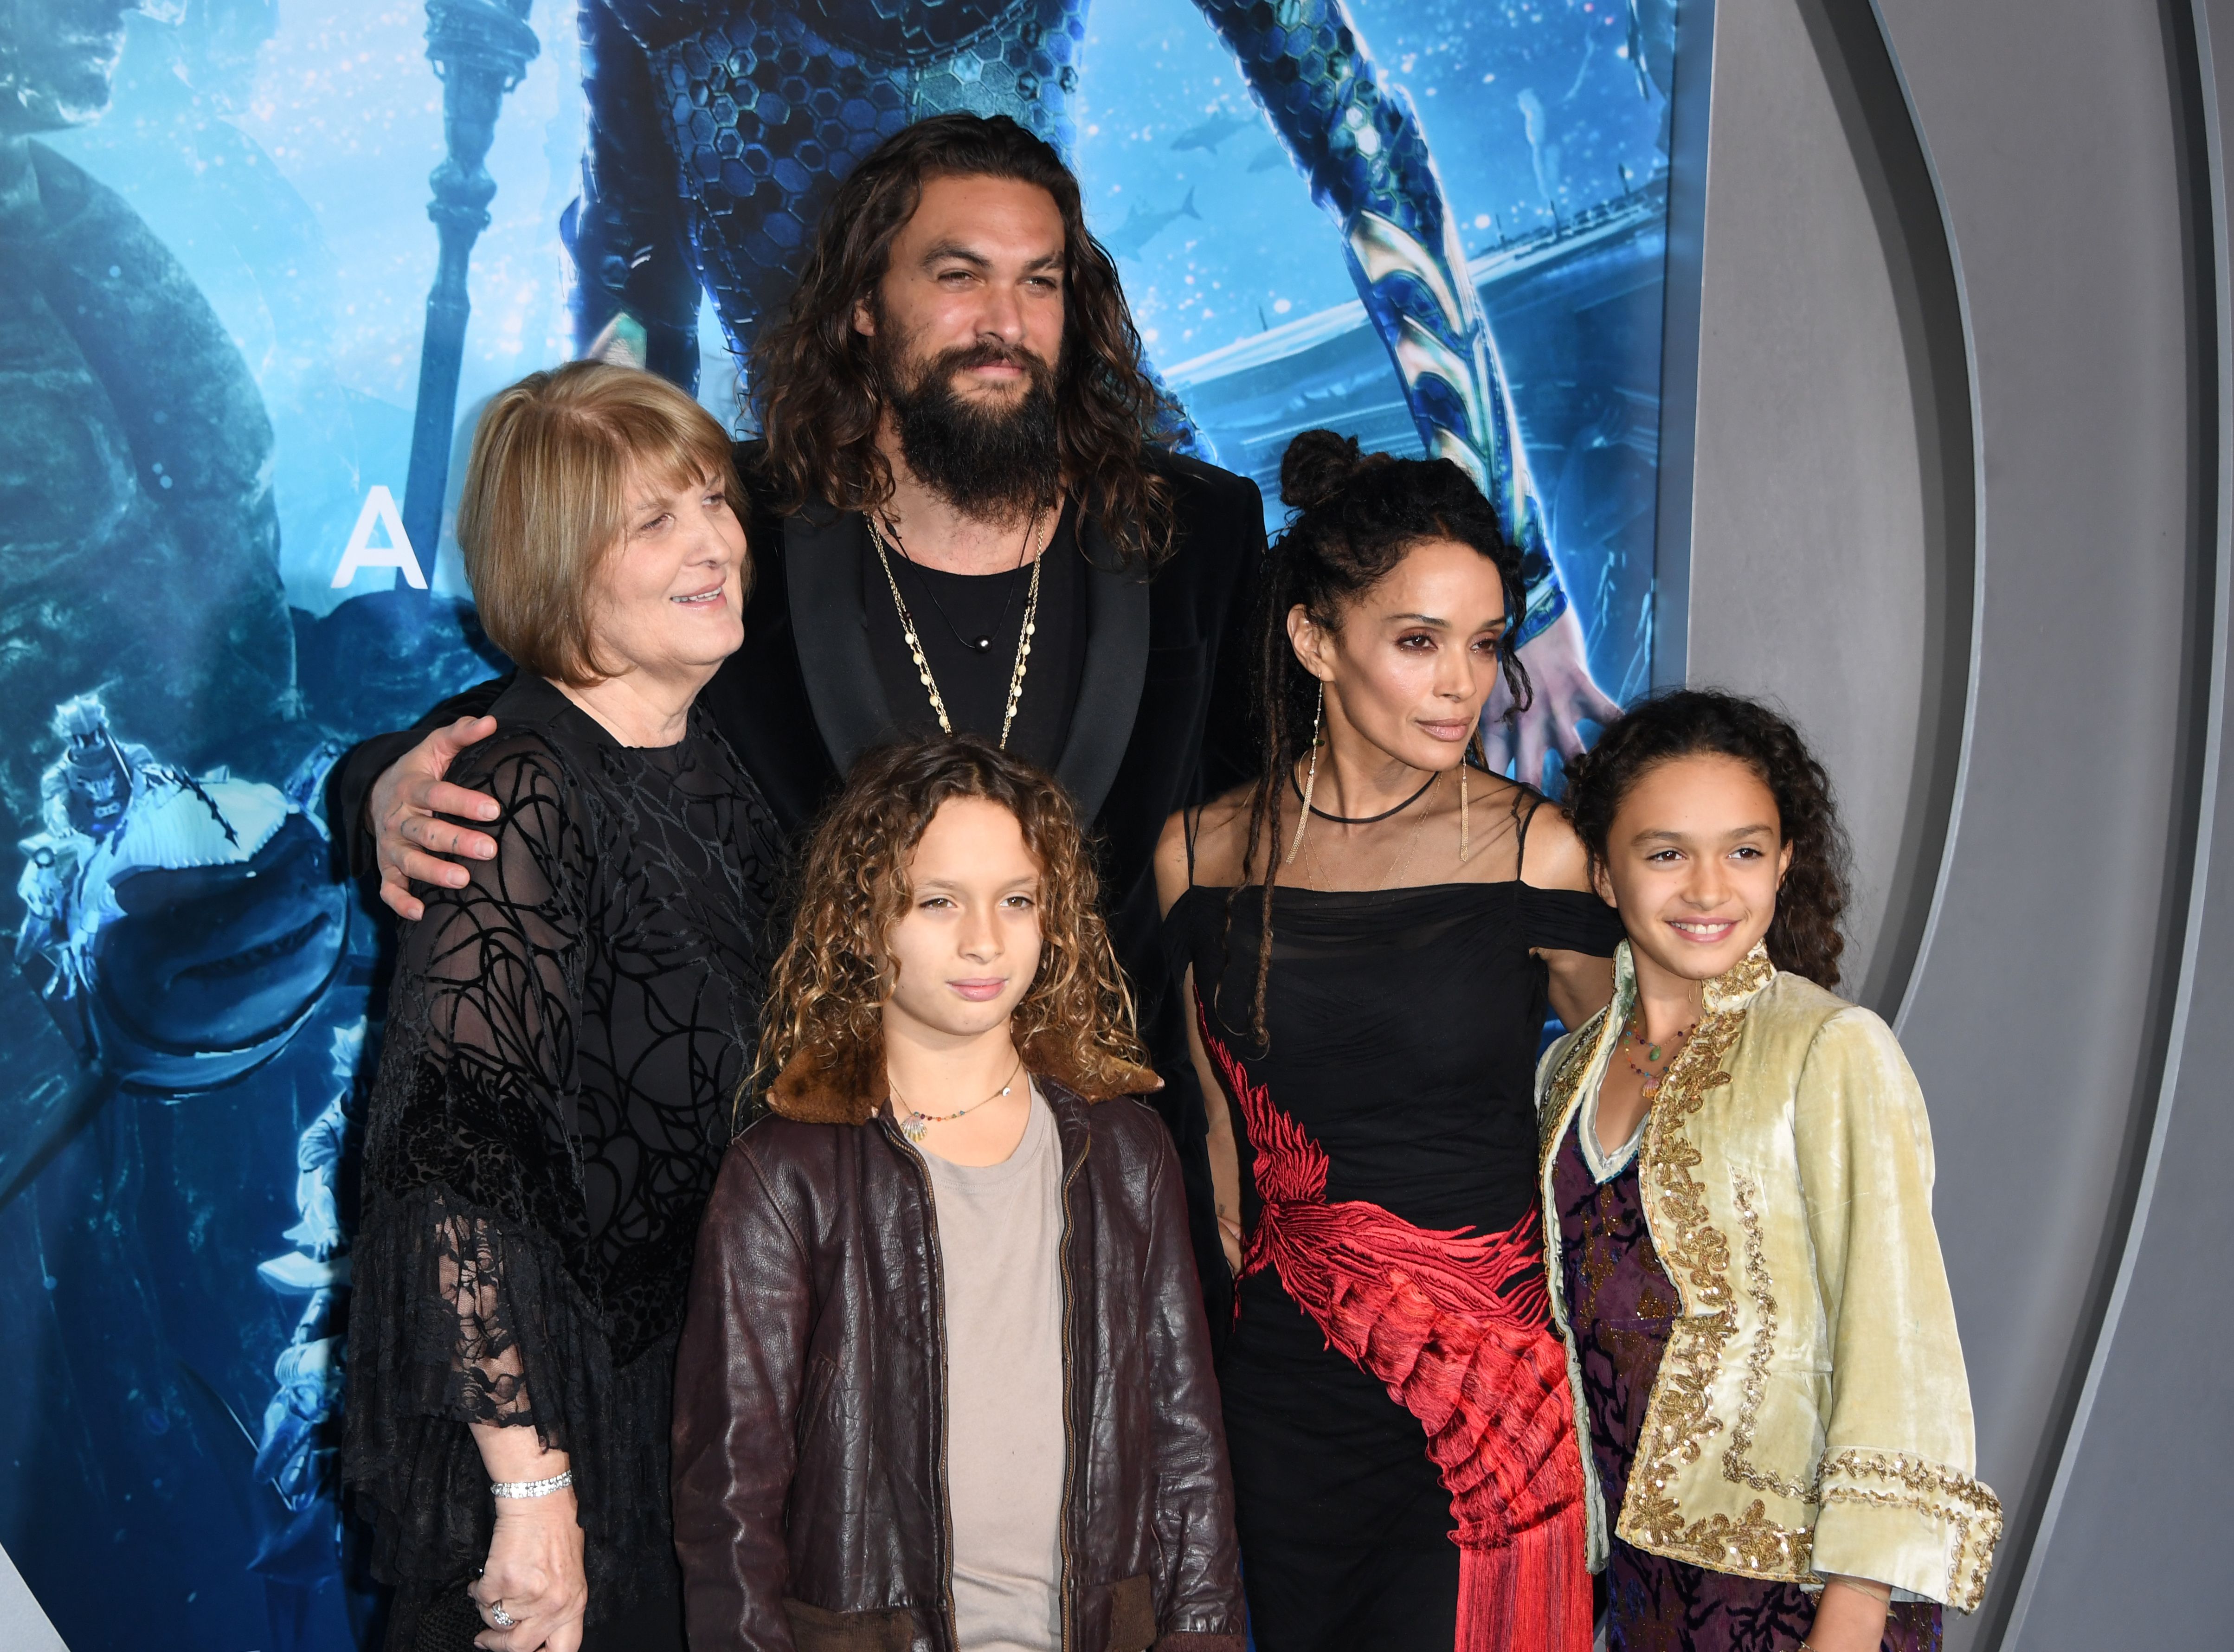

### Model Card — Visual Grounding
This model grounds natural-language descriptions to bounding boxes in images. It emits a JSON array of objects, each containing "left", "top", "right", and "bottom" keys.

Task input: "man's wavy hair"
[
  {"left": 1564, "top": 689, "right": 1851, "bottom": 990},
  {"left": 753, "top": 737, "right": 1156, "bottom": 1114},
  {"left": 751, "top": 113, "right": 1175, "bottom": 567}
]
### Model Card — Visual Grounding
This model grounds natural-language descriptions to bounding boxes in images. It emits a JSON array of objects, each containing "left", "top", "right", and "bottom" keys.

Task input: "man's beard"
[{"left": 876, "top": 333, "right": 1063, "bottom": 517}]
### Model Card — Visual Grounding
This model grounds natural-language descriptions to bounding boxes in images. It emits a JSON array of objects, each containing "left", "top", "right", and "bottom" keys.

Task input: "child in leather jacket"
[{"left": 672, "top": 735, "right": 1246, "bottom": 1652}]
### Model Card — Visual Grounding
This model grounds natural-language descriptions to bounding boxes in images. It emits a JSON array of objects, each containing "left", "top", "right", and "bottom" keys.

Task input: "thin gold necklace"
[
  {"left": 892, "top": 1054, "right": 1025, "bottom": 1145},
  {"left": 868, "top": 508, "right": 1046, "bottom": 748},
  {"left": 1294, "top": 768, "right": 1441, "bottom": 891}
]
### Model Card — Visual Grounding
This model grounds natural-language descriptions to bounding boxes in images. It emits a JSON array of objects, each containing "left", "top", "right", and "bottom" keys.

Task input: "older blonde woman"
[{"left": 343, "top": 363, "right": 784, "bottom": 1652}]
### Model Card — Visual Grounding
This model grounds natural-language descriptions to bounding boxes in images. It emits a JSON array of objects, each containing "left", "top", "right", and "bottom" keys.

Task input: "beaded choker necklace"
[{"left": 892, "top": 1055, "right": 1024, "bottom": 1145}]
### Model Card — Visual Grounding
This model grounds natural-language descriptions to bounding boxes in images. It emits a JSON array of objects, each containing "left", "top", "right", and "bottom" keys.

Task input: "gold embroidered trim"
[
  {"left": 1637, "top": 1004, "right": 1745, "bottom": 1315},
  {"left": 1819, "top": 1450, "right": 2004, "bottom": 1612},
  {"left": 1702, "top": 940, "right": 1776, "bottom": 1014},
  {"left": 1616, "top": 944, "right": 1816, "bottom": 1580},
  {"left": 1616, "top": 1285, "right": 1814, "bottom": 1577},
  {"left": 1538, "top": 1012, "right": 1607, "bottom": 1163},
  {"left": 1620, "top": 1486, "right": 1816, "bottom": 1580},
  {"left": 1724, "top": 1170, "right": 1816, "bottom": 1502}
]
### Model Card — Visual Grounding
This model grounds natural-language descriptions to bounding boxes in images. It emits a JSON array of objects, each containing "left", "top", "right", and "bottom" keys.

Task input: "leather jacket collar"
[{"left": 672, "top": 1062, "right": 1244, "bottom": 1652}]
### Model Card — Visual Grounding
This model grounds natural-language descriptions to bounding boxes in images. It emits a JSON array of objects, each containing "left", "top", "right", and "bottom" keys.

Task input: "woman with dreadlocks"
[{"left": 1152, "top": 431, "right": 1623, "bottom": 1652}]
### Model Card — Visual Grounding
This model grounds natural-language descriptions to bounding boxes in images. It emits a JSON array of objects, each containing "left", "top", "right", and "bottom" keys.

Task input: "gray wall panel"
[
  {"left": 1856, "top": 7, "right": 2197, "bottom": 1643},
  {"left": 2017, "top": 707, "right": 2229, "bottom": 1627},
  {"left": 1996, "top": 3, "right": 2231, "bottom": 1643},
  {"left": 1685, "top": 0, "right": 1930, "bottom": 1001},
  {"left": 1682, "top": 1, "right": 2212, "bottom": 1644}
]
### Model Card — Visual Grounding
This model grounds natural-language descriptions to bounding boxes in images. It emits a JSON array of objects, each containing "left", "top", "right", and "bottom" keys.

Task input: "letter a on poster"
[{"left": 331, "top": 484, "right": 428, "bottom": 588}]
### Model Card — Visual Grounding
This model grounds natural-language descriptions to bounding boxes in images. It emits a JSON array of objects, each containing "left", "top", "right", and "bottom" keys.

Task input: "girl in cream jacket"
[{"left": 1536, "top": 692, "right": 1999, "bottom": 1652}]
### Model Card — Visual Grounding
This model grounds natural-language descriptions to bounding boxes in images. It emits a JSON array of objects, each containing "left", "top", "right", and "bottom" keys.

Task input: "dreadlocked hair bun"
[
  {"left": 1279, "top": 428, "right": 1393, "bottom": 511},
  {"left": 1209, "top": 430, "right": 1535, "bottom": 1048}
]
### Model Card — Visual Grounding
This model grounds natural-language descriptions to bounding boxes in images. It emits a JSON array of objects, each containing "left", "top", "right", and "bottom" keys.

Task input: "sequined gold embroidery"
[
  {"left": 1539, "top": 1013, "right": 1607, "bottom": 1163},
  {"left": 1637, "top": 998, "right": 1745, "bottom": 1314},
  {"left": 1724, "top": 1170, "right": 1816, "bottom": 1502},
  {"left": 1578, "top": 1193, "right": 1622, "bottom": 1301},
  {"left": 1613, "top": 1303, "right": 1815, "bottom": 1577},
  {"left": 1820, "top": 1450, "right": 2004, "bottom": 1612},
  {"left": 1616, "top": 945, "right": 1816, "bottom": 1579}
]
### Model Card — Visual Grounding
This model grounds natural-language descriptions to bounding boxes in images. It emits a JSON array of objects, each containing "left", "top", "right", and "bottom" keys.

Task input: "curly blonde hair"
[{"left": 754, "top": 737, "right": 1155, "bottom": 1115}]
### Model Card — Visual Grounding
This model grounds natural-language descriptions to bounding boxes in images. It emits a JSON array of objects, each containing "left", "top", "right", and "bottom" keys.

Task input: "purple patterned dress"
[{"left": 1552, "top": 1114, "right": 1943, "bottom": 1652}]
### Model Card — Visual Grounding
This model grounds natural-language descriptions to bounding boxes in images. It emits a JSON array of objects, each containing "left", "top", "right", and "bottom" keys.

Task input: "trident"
[{"left": 399, "top": 0, "right": 540, "bottom": 581}]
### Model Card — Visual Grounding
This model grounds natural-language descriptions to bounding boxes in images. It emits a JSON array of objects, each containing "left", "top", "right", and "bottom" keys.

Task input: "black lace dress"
[{"left": 344, "top": 675, "right": 782, "bottom": 1651}]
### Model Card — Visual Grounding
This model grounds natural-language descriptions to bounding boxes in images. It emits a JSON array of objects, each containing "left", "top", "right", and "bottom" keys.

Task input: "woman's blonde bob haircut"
[{"left": 457, "top": 361, "right": 746, "bottom": 685}]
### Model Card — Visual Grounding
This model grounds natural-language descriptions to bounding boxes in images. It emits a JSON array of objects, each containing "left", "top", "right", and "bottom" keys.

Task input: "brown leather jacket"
[{"left": 671, "top": 1067, "right": 1245, "bottom": 1652}]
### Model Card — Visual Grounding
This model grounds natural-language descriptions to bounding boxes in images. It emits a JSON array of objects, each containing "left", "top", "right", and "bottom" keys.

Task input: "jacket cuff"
[
  {"left": 1811, "top": 1449, "right": 2004, "bottom": 1612},
  {"left": 1155, "top": 1635, "right": 1245, "bottom": 1652}
]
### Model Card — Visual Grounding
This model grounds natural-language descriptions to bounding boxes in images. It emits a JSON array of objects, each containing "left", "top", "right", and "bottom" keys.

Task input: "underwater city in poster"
[{"left": 0, "top": 0, "right": 1678, "bottom": 1644}]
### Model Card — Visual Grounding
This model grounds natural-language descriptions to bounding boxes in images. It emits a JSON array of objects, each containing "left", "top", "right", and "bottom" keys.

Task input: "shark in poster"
[{"left": 0, "top": 0, "right": 1678, "bottom": 1645}]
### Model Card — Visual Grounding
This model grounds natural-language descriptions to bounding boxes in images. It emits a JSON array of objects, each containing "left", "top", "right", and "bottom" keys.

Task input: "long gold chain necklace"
[{"left": 867, "top": 508, "right": 1045, "bottom": 749}]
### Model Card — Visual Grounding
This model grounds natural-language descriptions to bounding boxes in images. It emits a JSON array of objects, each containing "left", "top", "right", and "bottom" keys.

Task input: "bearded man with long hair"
[{"left": 329, "top": 112, "right": 1266, "bottom": 1319}]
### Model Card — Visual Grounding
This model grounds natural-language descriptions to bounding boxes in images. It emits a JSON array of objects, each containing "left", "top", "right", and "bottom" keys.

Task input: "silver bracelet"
[{"left": 489, "top": 1469, "right": 573, "bottom": 1499}]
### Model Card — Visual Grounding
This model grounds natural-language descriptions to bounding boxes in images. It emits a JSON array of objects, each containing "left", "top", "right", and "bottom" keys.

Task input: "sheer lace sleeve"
[
  {"left": 348, "top": 734, "right": 648, "bottom": 1596},
  {"left": 432, "top": 1207, "right": 537, "bottom": 1427},
  {"left": 394, "top": 737, "right": 583, "bottom": 1426},
  {"left": 371, "top": 734, "right": 585, "bottom": 1428},
  {"left": 344, "top": 712, "right": 764, "bottom": 1612}
]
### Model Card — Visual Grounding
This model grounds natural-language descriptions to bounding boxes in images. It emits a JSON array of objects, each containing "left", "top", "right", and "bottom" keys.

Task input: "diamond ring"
[{"left": 489, "top": 1600, "right": 515, "bottom": 1628}]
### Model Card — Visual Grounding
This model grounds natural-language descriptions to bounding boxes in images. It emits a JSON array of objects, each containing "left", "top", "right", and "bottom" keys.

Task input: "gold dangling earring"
[
  {"left": 1459, "top": 726, "right": 1476, "bottom": 864},
  {"left": 1285, "top": 682, "right": 1324, "bottom": 866}
]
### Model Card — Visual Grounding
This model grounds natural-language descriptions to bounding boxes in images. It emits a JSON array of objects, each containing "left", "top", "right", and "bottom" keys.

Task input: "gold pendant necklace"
[
  {"left": 868, "top": 508, "right": 1045, "bottom": 749},
  {"left": 893, "top": 1055, "right": 1025, "bottom": 1145}
]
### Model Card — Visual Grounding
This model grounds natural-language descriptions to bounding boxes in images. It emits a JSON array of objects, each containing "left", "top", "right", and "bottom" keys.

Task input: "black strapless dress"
[{"left": 1165, "top": 855, "right": 1622, "bottom": 1652}]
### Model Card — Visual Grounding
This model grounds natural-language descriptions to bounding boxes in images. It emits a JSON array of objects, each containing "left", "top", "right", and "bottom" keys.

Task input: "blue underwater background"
[{"left": 0, "top": 1, "right": 1674, "bottom": 1646}]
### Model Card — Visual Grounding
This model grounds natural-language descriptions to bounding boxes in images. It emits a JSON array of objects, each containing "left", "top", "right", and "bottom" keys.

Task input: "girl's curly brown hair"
[
  {"left": 1563, "top": 690, "right": 1851, "bottom": 990},
  {"left": 753, "top": 736, "right": 1156, "bottom": 1115}
]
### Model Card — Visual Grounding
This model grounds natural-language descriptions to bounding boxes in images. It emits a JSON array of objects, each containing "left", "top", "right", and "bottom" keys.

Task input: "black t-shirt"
[{"left": 862, "top": 501, "right": 1088, "bottom": 771}]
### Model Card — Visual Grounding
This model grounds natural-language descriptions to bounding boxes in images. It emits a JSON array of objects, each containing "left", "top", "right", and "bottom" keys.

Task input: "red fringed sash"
[{"left": 1204, "top": 1023, "right": 1592, "bottom": 1652}]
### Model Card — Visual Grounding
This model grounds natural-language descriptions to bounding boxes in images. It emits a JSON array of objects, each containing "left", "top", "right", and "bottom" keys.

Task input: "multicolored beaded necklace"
[{"left": 1618, "top": 1012, "right": 1694, "bottom": 1100}]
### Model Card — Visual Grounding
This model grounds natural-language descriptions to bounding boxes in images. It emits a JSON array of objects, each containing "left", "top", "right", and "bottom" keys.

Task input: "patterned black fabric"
[{"left": 344, "top": 675, "right": 782, "bottom": 1647}]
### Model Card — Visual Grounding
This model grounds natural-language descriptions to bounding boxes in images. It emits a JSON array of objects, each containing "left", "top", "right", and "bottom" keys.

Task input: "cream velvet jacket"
[{"left": 1533, "top": 942, "right": 2001, "bottom": 1611}]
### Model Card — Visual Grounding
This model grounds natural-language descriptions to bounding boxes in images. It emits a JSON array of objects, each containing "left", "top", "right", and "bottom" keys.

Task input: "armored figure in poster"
[
  {"left": 568, "top": 0, "right": 1617, "bottom": 744},
  {"left": 0, "top": 2, "right": 296, "bottom": 833},
  {"left": 0, "top": 12, "right": 392, "bottom": 1646},
  {"left": 13, "top": 695, "right": 351, "bottom": 1097}
]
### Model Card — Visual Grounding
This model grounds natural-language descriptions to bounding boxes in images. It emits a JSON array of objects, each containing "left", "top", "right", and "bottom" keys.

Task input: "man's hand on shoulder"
[
  {"left": 1484, "top": 607, "right": 1622, "bottom": 791},
  {"left": 370, "top": 715, "right": 503, "bottom": 921}
]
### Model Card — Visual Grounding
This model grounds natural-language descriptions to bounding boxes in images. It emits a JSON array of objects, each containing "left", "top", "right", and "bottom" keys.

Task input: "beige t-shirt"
[{"left": 920, "top": 1087, "right": 1066, "bottom": 1652}]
